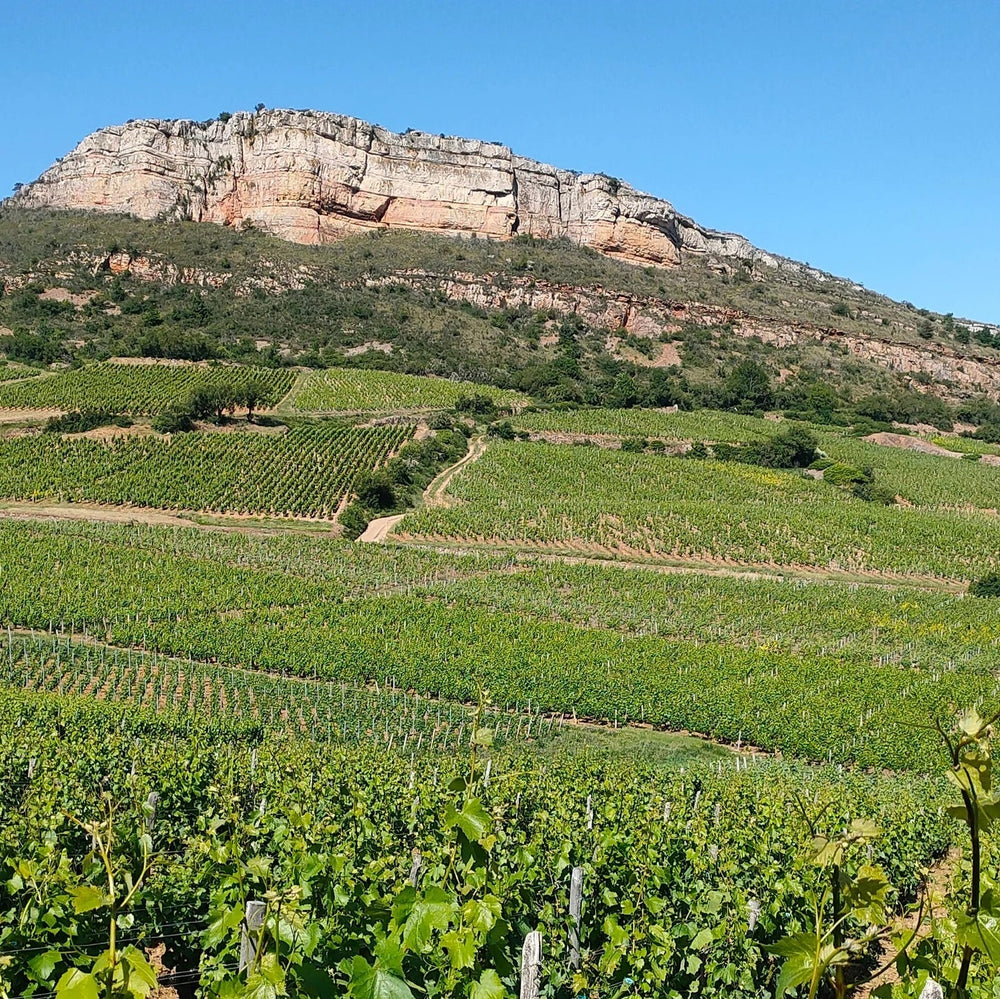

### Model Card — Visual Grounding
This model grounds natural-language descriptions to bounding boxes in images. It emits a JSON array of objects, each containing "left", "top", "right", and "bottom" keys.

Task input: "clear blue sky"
[{"left": 4, "top": 0, "right": 999, "bottom": 321}]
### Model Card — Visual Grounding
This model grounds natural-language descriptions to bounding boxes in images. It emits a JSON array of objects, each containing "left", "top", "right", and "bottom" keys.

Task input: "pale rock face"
[{"left": 12, "top": 109, "right": 768, "bottom": 267}]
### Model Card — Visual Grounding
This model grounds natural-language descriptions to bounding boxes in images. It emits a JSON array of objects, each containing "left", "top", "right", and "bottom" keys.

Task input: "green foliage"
[
  {"left": 288, "top": 370, "right": 525, "bottom": 414},
  {"left": 0, "top": 422, "right": 412, "bottom": 518},
  {"left": 44, "top": 411, "right": 133, "bottom": 434},
  {"left": 402, "top": 439, "right": 998, "bottom": 579},
  {"left": 0, "top": 362, "right": 294, "bottom": 416},
  {"left": 970, "top": 573, "right": 1000, "bottom": 598}
]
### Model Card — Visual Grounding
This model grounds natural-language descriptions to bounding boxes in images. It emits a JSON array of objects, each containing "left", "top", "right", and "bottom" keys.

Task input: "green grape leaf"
[
  {"left": 957, "top": 911, "right": 1000, "bottom": 966},
  {"left": 401, "top": 887, "right": 457, "bottom": 952},
  {"left": 444, "top": 799, "right": 492, "bottom": 844},
  {"left": 768, "top": 932, "right": 822, "bottom": 997},
  {"left": 442, "top": 928, "right": 477, "bottom": 969},
  {"left": 28, "top": 949, "right": 61, "bottom": 982},
  {"left": 68, "top": 885, "right": 108, "bottom": 914},
  {"left": 691, "top": 928, "right": 714, "bottom": 950},
  {"left": 843, "top": 865, "right": 890, "bottom": 925},
  {"left": 55, "top": 968, "right": 100, "bottom": 999},
  {"left": 345, "top": 956, "right": 415, "bottom": 999},
  {"left": 462, "top": 895, "right": 502, "bottom": 934},
  {"left": 203, "top": 904, "right": 245, "bottom": 947},
  {"left": 467, "top": 969, "right": 504, "bottom": 999},
  {"left": 121, "top": 945, "right": 158, "bottom": 995}
]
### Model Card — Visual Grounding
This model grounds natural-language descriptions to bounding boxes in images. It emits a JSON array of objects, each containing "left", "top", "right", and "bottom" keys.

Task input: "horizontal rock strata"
[{"left": 12, "top": 109, "right": 774, "bottom": 268}]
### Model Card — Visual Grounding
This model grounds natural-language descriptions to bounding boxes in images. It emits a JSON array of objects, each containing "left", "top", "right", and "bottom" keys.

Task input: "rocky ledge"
[{"left": 11, "top": 109, "right": 775, "bottom": 268}]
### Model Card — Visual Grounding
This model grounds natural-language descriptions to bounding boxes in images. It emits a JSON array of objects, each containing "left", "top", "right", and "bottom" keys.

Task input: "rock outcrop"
[{"left": 11, "top": 109, "right": 775, "bottom": 268}]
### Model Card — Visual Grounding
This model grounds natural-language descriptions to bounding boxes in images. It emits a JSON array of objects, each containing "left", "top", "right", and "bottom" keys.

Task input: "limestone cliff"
[{"left": 11, "top": 109, "right": 774, "bottom": 268}]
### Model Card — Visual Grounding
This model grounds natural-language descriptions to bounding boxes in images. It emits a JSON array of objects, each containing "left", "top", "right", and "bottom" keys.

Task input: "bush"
[
  {"left": 620, "top": 436, "right": 648, "bottom": 453},
  {"left": 45, "top": 411, "right": 131, "bottom": 434},
  {"left": 486, "top": 420, "right": 516, "bottom": 440},
  {"left": 454, "top": 394, "right": 497, "bottom": 417},
  {"left": 752, "top": 426, "right": 819, "bottom": 468},
  {"left": 354, "top": 470, "right": 397, "bottom": 511},
  {"left": 970, "top": 573, "right": 1000, "bottom": 598},
  {"left": 339, "top": 502, "right": 371, "bottom": 540},
  {"left": 823, "top": 462, "right": 868, "bottom": 487},
  {"left": 152, "top": 408, "right": 194, "bottom": 434}
]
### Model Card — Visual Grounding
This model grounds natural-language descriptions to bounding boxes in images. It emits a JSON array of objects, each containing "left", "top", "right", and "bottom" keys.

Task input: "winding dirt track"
[
  {"left": 423, "top": 435, "right": 488, "bottom": 509},
  {"left": 358, "top": 513, "right": 405, "bottom": 543},
  {"left": 359, "top": 436, "right": 488, "bottom": 543}
]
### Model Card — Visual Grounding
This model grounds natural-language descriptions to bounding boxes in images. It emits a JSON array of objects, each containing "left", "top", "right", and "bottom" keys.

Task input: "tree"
[
  {"left": 238, "top": 378, "right": 269, "bottom": 422},
  {"left": 722, "top": 360, "right": 774, "bottom": 413}
]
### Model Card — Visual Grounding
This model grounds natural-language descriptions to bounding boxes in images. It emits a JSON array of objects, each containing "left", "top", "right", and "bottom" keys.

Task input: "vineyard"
[
  {"left": 0, "top": 677, "right": 957, "bottom": 999},
  {"left": 514, "top": 406, "right": 1000, "bottom": 513},
  {"left": 1, "top": 518, "right": 999, "bottom": 773},
  {"left": 0, "top": 421, "right": 412, "bottom": 518},
  {"left": 286, "top": 367, "right": 528, "bottom": 413},
  {"left": 399, "top": 439, "right": 1000, "bottom": 579},
  {"left": 0, "top": 361, "right": 295, "bottom": 415},
  {"left": 1, "top": 393, "right": 999, "bottom": 994}
]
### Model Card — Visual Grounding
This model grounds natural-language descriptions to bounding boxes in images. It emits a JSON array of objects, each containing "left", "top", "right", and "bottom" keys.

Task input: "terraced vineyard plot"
[
  {"left": 400, "top": 439, "right": 1000, "bottom": 579},
  {"left": 0, "top": 422, "right": 412, "bottom": 518},
  {"left": 4, "top": 519, "right": 1000, "bottom": 770},
  {"left": 414, "top": 560, "right": 1000, "bottom": 662},
  {"left": 0, "top": 360, "right": 295, "bottom": 414},
  {"left": 0, "top": 366, "right": 42, "bottom": 386},
  {"left": 287, "top": 366, "right": 528, "bottom": 412},
  {"left": 1, "top": 633, "right": 544, "bottom": 753},
  {"left": 514, "top": 406, "right": 777, "bottom": 443},
  {"left": 515, "top": 406, "right": 1000, "bottom": 512}
]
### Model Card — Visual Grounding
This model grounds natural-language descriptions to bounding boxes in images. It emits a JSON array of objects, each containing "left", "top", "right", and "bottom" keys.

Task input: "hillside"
[{"left": 2, "top": 208, "right": 1000, "bottom": 432}]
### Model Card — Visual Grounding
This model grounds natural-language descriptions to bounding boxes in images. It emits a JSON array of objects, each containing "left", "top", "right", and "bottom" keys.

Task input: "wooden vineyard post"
[
  {"left": 569, "top": 866, "right": 584, "bottom": 971},
  {"left": 519, "top": 930, "right": 542, "bottom": 999},
  {"left": 408, "top": 851, "right": 422, "bottom": 887},
  {"left": 239, "top": 899, "right": 266, "bottom": 973},
  {"left": 145, "top": 791, "right": 159, "bottom": 833}
]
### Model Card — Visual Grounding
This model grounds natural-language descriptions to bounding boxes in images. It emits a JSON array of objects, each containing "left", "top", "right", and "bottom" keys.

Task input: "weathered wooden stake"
[
  {"left": 145, "top": 791, "right": 159, "bottom": 833},
  {"left": 919, "top": 979, "right": 943, "bottom": 999},
  {"left": 519, "top": 930, "right": 542, "bottom": 999},
  {"left": 239, "top": 899, "right": 266, "bottom": 973},
  {"left": 585, "top": 795, "right": 593, "bottom": 831},
  {"left": 408, "top": 852, "right": 422, "bottom": 887},
  {"left": 569, "top": 866, "right": 584, "bottom": 970}
]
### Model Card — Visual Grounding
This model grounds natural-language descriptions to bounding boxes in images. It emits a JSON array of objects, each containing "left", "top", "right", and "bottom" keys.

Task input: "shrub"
[
  {"left": 823, "top": 463, "right": 868, "bottom": 487},
  {"left": 45, "top": 411, "right": 130, "bottom": 434},
  {"left": 152, "top": 408, "right": 194, "bottom": 434},
  {"left": 620, "top": 436, "right": 647, "bottom": 453},
  {"left": 970, "top": 573, "right": 1000, "bottom": 598},
  {"left": 486, "top": 420, "right": 516, "bottom": 440},
  {"left": 454, "top": 394, "right": 497, "bottom": 417},
  {"left": 354, "top": 471, "right": 397, "bottom": 511}
]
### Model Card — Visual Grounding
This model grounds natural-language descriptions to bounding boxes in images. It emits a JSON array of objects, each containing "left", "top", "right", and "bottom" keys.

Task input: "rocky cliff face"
[{"left": 11, "top": 109, "right": 774, "bottom": 269}]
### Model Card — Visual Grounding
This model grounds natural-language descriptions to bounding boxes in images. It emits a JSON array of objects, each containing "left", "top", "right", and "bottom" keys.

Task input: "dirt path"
[
  {"left": 423, "top": 436, "right": 488, "bottom": 509},
  {"left": 358, "top": 513, "right": 406, "bottom": 543},
  {"left": 0, "top": 503, "right": 196, "bottom": 527},
  {"left": 388, "top": 536, "right": 966, "bottom": 593},
  {"left": 856, "top": 847, "right": 959, "bottom": 997}
]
